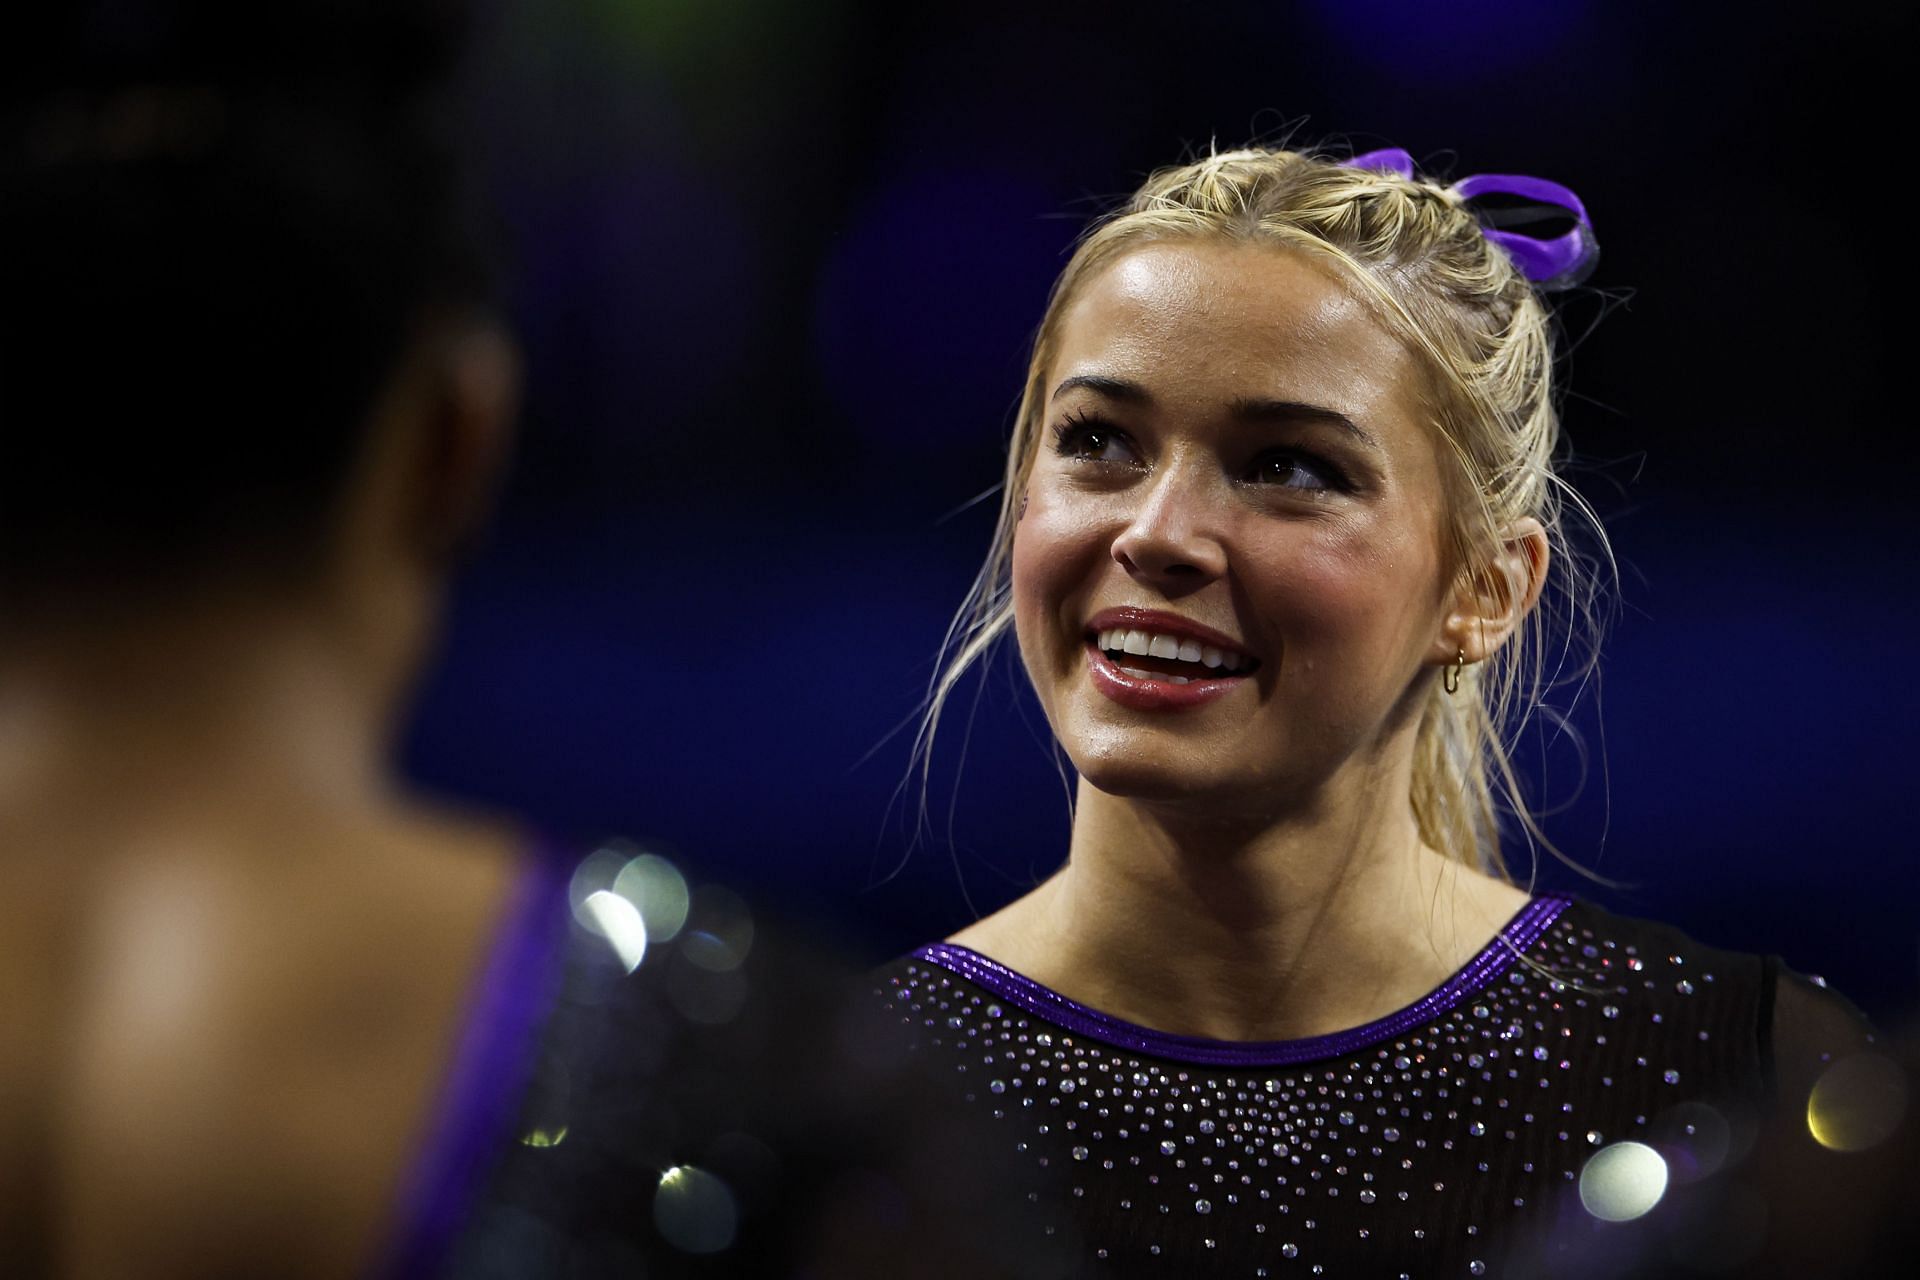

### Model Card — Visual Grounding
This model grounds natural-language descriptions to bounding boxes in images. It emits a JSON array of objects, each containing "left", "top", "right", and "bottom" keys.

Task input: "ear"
[
  {"left": 1432, "top": 517, "right": 1549, "bottom": 667},
  {"left": 405, "top": 319, "right": 521, "bottom": 567}
]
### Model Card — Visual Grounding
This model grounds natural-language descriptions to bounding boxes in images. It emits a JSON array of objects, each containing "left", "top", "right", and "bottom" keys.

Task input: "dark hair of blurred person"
[{"left": 0, "top": 2, "right": 530, "bottom": 1275}]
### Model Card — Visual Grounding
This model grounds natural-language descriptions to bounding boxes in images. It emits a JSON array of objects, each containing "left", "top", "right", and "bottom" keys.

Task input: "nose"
[{"left": 1110, "top": 461, "right": 1227, "bottom": 590}]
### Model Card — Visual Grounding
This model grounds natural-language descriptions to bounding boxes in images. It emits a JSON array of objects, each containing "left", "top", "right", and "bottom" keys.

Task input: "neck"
[
  {"left": 0, "top": 597, "right": 405, "bottom": 843},
  {"left": 960, "top": 766, "right": 1529, "bottom": 1043}
]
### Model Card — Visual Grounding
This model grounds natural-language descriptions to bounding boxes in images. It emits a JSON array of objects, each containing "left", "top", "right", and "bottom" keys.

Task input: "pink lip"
[
  {"left": 1081, "top": 608, "right": 1257, "bottom": 713},
  {"left": 1085, "top": 644, "right": 1249, "bottom": 711}
]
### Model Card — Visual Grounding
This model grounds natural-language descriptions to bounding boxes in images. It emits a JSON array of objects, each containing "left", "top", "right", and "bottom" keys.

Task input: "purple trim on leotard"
[
  {"left": 368, "top": 842, "right": 573, "bottom": 1280},
  {"left": 914, "top": 895, "right": 1571, "bottom": 1068}
]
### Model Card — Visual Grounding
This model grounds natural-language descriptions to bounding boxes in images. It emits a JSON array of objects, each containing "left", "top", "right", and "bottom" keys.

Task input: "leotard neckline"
[{"left": 912, "top": 894, "right": 1573, "bottom": 1068}]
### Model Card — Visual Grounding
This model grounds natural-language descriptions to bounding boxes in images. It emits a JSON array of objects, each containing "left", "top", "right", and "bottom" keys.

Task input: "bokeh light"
[
  {"left": 1807, "top": 1053, "right": 1908, "bottom": 1153},
  {"left": 571, "top": 842, "right": 693, "bottom": 972},
  {"left": 569, "top": 844, "right": 634, "bottom": 933},
  {"left": 654, "top": 1165, "right": 738, "bottom": 1254},
  {"left": 583, "top": 889, "right": 648, "bottom": 972},
  {"left": 613, "top": 851, "right": 692, "bottom": 942},
  {"left": 681, "top": 885, "right": 754, "bottom": 972},
  {"left": 1578, "top": 1140, "right": 1669, "bottom": 1223},
  {"left": 1649, "top": 1101, "right": 1734, "bottom": 1183}
]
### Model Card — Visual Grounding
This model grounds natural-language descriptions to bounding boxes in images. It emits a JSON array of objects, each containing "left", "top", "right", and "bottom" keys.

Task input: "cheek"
[
  {"left": 1256, "top": 519, "right": 1446, "bottom": 665},
  {"left": 1010, "top": 485, "right": 1111, "bottom": 664}
]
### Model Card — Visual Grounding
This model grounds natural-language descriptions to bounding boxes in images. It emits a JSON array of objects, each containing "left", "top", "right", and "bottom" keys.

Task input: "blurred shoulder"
[{"left": 57, "top": 816, "right": 536, "bottom": 1279}]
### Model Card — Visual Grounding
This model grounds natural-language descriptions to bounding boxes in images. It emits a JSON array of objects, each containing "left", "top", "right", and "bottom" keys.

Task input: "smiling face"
[{"left": 1011, "top": 239, "right": 1463, "bottom": 812}]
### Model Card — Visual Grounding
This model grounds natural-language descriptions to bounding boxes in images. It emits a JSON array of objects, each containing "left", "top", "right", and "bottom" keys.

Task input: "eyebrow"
[
  {"left": 1051, "top": 374, "right": 1380, "bottom": 450},
  {"left": 1052, "top": 373, "right": 1153, "bottom": 405}
]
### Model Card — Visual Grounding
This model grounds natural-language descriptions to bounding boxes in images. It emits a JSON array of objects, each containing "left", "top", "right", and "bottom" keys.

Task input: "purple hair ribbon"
[
  {"left": 1349, "top": 146, "right": 1418, "bottom": 177},
  {"left": 1348, "top": 147, "right": 1598, "bottom": 290}
]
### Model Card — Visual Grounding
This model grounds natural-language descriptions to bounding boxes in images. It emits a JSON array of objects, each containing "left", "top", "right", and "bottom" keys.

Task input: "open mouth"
[{"left": 1088, "top": 626, "right": 1259, "bottom": 685}]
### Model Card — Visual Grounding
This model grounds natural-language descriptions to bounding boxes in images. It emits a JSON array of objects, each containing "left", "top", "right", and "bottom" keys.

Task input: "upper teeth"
[{"left": 1094, "top": 628, "right": 1247, "bottom": 671}]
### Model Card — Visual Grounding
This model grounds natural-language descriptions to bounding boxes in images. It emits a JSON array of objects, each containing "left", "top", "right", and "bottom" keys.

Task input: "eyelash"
[
  {"left": 1049, "top": 411, "right": 1351, "bottom": 494},
  {"left": 1050, "top": 411, "right": 1136, "bottom": 465},
  {"left": 1245, "top": 449, "right": 1350, "bottom": 493}
]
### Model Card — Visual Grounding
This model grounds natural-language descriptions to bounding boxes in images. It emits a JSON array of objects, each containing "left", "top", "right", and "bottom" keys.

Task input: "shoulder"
[
  {"left": 870, "top": 946, "right": 939, "bottom": 990},
  {"left": 1553, "top": 897, "right": 1872, "bottom": 1026},
  {"left": 1553, "top": 897, "right": 1767, "bottom": 979},
  {"left": 1548, "top": 896, "right": 1775, "bottom": 1005},
  {"left": 866, "top": 945, "right": 1005, "bottom": 1037},
  {"left": 1539, "top": 904, "right": 1903, "bottom": 1275},
  {"left": 1761, "top": 962, "right": 1880, "bottom": 1102},
  {"left": 1547, "top": 897, "right": 1875, "bottom": 1093},
  {"left": 862, "top": 949, "right": 945, "bottom": 1054},
  {"left": 58, "top": 823, "right": 549, "bottom": 1280}
]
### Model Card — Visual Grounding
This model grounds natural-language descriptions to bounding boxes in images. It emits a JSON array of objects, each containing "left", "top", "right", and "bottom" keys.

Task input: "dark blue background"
[{"left": 403, "top": 0, "right": 1917, "bottom": 1026}]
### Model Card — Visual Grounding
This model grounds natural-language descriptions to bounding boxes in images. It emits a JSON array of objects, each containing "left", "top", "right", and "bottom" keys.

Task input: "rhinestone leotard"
[{"left": 872, "top": 898, "right": 1874, "bottom": 1278}]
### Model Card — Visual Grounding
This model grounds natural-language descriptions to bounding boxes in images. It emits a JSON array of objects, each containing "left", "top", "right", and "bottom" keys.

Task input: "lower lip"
[{"left": 1085, "top": 643, "right": 1250, "bottom": 711}]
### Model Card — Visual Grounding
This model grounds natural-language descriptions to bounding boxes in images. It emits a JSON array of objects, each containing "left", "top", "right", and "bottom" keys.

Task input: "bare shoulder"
[{"left": 57, "top": 814, "right": 525, "bottom": 1279}]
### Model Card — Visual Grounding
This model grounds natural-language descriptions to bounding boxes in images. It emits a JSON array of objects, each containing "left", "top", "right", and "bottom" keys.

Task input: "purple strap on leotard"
[
  {"left": 1349, "top": 146, "right": 1599, "bottom": 290},
  {"left": 913, "top": 895, "right": 1571, "bottom": 1068},
  {"left": 368, "top": 845, "right": 573, "bottom": 1280}
]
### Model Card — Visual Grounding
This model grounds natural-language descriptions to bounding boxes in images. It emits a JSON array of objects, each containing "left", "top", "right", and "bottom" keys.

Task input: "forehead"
[{"left": 1048, "top": 240, "right": 1425, "bottom": 424}]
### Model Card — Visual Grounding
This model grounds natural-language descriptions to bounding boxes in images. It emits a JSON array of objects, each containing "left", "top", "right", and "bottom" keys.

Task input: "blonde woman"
[{"left": 875, "top": 146, "right": 1878, "bottom": 1277}]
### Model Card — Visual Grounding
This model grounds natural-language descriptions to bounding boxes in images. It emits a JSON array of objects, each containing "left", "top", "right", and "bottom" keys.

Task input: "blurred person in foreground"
[
  {"left": 0, "top": 4, "right": 1039, "bottom": 1277},
  {"left": 0, "top": 2, "right": 529, "bottom": 1273}
]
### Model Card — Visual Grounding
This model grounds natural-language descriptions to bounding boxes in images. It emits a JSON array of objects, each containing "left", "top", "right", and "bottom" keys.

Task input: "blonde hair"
[{"left": 917, "top": 145, "right": 1612, "bottom": 881}]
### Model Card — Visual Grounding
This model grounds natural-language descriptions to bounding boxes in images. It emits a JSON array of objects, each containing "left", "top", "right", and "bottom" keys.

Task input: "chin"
[
  {"left": 1069, "top": 740, "right": 1255, "bottom": 808},
  {"left": 1076, "top": 761, "right": 1193, "bottom": 802},
  {"left": 1059, "top": 710, "right": 1320, "bottom": 818}
]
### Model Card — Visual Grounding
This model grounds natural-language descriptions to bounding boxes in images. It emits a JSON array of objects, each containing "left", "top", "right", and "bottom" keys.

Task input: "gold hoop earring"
[{"left": 1443, "top": 649, "right": 1465, "bottom": 696}]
